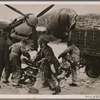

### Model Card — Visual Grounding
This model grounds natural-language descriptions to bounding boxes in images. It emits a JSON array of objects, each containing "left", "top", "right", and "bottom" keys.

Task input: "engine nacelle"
[{"left": 13, "top": 14, "right": 38, "bottom": 36}]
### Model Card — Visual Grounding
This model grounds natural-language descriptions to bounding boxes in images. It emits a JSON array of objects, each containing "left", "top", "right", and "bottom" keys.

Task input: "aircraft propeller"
[
  {"left": 5, "top": 4, "right": 28, "bottom": 18},
  {"left": 5, "top": 4, "right": 54, "bottom": 18},
  {"left": 36, "top": 4, "right": 54, "bottom": 17},
  {"left": 4, "top": 4, "right": 54, "bottom": 51}
]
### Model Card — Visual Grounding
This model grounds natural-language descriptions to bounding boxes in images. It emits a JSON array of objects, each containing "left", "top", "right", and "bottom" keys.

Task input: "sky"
[{"left": 1, "top": 2, "right": 100, "bottom": 21}]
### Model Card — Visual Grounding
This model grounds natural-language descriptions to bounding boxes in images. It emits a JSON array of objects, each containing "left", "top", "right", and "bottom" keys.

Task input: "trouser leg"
[
  {"left": 2, "top": 66, "right": 11, "bottom": 82},
  {"left": 28, "top": 76, "right": 36, "bottom": 87},
  {"left": 71, "top": 67, "right": 77, "bottom": 83},
  {"left": 0, "top": 65, "right": 5, "bottom": 86},
  {"left": 12, "top": 68, "right": 22, "bottom": 84},
  {"left": 64, "top": 55, "right": 77, "bottom": 83},
  {"left": 70, "top": 62, "right": 77, "bottom": 84},
  {"left": 51, "top": 73, "right": 61, "bottom": 95},
  {"left": 11, "top": 56, "right": 22, "bottom": 85}
]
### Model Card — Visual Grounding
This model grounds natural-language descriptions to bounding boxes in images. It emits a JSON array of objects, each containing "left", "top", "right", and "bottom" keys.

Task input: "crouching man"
[
  {"left": 58, "top": 40, "right": 80, "bottom": 86},
  {"left": 32, "top": 36, "right": 61, "bottom": 94},
  {"left": 9, "top": 39, "right": 35, "bottom": 87}
]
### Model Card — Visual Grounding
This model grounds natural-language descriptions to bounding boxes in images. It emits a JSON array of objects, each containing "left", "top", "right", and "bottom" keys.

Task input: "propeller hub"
[{"left": 26, "top": 14, "right": 38, "bottom": 26}]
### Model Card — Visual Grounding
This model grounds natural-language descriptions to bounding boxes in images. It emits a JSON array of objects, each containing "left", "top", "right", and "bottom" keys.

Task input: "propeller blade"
[
  {"left": 5, "top": 4, "right": 27, "bottom": 18},
  {"left": 31, "top": 25, "right": 38, "bottom": 51},
  {"left": 37, "top": 4, "right": 54, "bottom": 17}
]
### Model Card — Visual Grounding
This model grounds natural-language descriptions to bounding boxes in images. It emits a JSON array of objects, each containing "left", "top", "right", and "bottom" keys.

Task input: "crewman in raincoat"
[
  {"left": 9, "top": 39, "right": 34, "bottom": 87},
  {"left": 58, "top": 40, "right": 80, "bottom": 86},
  {"left": 32, "top": 35, "right": 61, "bottom": 94}
]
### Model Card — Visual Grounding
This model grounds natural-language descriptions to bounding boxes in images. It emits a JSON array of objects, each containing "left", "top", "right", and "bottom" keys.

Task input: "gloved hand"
[
  {"left": 58, "top": 55, "right": 61, "bottom": 59},
  {"left": 58, "top": 53, "right": 67, "bottom": 59}
]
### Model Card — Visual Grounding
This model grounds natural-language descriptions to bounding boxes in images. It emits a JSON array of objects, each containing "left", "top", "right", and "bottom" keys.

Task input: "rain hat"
[{"left": 38, "top": 35, "right": 49, "bottom": 44}]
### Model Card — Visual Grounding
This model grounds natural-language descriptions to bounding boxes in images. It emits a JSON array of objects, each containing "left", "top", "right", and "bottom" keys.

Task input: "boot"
[
  {"left": 2, "top": 75, "right": 9, "bottom": 83},
  {"left": 52, "top": 86, "right": 61, "bottom": 95},
  {"left": 42, "top": 81, "right": 49, "bottom": 88},
  {"left": 2, "top": 79, "right": 9, "bottom": 83},
  {"left": 12, "top": 83, "right": 23, "bottom": 88},
  {"left": 69, "top": 82, "right": 78, "bottom": 87}
]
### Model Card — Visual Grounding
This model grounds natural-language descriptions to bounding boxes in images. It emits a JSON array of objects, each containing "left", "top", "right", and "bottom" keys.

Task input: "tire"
[{"left": 85, "top": 64, "right": 100, "bottom": 78}]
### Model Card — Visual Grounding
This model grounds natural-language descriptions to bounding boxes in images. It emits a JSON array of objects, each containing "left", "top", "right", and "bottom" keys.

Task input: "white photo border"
[{"left": 0, "top": 1, "right": 100, "bottom": 99}]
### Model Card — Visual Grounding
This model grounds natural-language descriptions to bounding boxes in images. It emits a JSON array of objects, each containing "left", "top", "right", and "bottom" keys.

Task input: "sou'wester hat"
[{"left": 38, "top": 35, "right": 49, "bottom": 44}]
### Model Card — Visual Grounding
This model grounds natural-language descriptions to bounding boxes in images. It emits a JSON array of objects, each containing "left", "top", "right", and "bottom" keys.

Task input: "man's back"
[
  {"left": 42, "top": 45, "right": 60, "bottom": 73},
  {"left": 10, "top": 42, "right": 22, "bottom": 57},
  {"left": 0, "top": 37, "right": 9, "bottom": 65}
]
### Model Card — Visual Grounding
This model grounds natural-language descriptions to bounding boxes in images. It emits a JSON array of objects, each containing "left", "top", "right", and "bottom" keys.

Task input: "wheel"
[{"left": 85, "top": 64, "right": 100, "bottom": 78}]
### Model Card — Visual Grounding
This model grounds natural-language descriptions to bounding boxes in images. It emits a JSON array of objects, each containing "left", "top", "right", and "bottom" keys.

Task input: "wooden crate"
[{"left": 71, "top": 29, "right": 100, "bottom": 57}]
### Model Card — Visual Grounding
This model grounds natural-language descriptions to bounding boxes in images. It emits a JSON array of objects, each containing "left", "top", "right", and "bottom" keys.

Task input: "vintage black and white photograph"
[{"left": 0, "top": 1, "right": 100, "bottom": 97}]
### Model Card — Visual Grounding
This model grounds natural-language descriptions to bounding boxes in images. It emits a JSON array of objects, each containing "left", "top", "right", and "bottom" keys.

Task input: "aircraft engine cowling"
[
  {"left": 26, "top": 14, "right": 38, "bottom": 26},
  {"left": 38, "top": 8, "right": 78, "bottom": 40},
  {"left": 13, "top": 14, "right": 38, "bottom": 36}
]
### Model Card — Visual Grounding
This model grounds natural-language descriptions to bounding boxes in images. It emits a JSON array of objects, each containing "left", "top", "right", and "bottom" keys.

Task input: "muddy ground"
[{"left": 0, "top": 43, "right": 100, "bottom": 95}]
